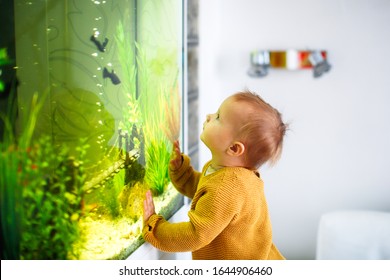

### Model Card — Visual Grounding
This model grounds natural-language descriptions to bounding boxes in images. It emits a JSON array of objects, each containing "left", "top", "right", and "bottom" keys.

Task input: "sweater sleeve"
[
  {"left": 142, "top": 214, "right": 206, "bottom": 252},
  {"left": 169, "top": 154, "right": 201, "bottom": 199},
  {"left": 142, "top": 174, "right": 242, "bottom": 253}
]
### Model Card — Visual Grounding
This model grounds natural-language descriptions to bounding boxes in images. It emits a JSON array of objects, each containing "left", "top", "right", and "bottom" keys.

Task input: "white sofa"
[{"left": 316, "top": 210, "right": 390, "bottom": 259}]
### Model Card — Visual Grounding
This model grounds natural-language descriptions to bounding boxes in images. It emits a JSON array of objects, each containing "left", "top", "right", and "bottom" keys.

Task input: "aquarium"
[{"left": 1, "top": 0, "right": 184, "bottom": 259}]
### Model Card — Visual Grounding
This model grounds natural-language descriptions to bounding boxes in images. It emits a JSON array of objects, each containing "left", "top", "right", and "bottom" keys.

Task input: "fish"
[
  {"left": 90, "top": 35, "right": 109, "bottom": 52},
  {"left": 103, "top": 67, "right": 121, "bottom": 85}
]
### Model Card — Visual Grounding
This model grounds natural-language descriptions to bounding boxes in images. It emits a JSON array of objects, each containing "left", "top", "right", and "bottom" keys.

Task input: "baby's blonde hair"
[{"left": 232, "top": 90, "right": 287, "bottom": 169}]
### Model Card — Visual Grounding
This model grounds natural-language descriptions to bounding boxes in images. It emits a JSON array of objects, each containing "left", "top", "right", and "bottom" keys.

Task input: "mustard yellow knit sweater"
[{"left": 142, "top": 155, "right": 285, "bottom": 260}]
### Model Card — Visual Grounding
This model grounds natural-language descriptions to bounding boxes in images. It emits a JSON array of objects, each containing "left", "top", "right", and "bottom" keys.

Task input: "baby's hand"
[
  {"left": 143, "top": 190, "right": 155, "bottom": 223},
  {"left": 170, "top": 140, "right": 183, "bottom": 170}
]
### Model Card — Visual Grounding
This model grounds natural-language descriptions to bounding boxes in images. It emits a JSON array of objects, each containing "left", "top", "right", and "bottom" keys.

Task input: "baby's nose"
[{"left": 206, "top": 114, "right": 211, "bottom": 122}]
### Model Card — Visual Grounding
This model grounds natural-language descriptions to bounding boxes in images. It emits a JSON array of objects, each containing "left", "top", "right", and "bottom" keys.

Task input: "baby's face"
[{"left": 200, "top": 96, "right": 246, "bottom": 155}]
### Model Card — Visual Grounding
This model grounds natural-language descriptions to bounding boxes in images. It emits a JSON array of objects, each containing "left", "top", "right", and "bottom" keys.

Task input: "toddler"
[{"left": 143, "top": 90, "right": 287, "bottom": 259}]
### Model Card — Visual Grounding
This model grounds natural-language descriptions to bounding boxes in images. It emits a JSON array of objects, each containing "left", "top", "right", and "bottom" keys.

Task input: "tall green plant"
[
  {"left": 1, "top": 89, "right": 88, "bottom": 259},
  {"left": 115, "top": 21, "right": 142, "bottom": 142},
  {"left": 142, "top": 86, "right": 172, "bottom": 195},
  {"left": 0, "top": 145, "right": 22, "bottom": 259},
  {"left": 135, "top": 44, "right": 180, "bottom": 195},
  {"left": 1, "top": 91, "right": 45, "bottom": 259},
  {"left": 114, "top": 24, "right": 181, "bottom": 196}
]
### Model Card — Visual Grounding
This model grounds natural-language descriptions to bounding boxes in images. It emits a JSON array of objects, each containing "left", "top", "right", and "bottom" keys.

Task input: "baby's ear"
[{"left": 227, "top": 141, "right": 245, "bottom": 156}]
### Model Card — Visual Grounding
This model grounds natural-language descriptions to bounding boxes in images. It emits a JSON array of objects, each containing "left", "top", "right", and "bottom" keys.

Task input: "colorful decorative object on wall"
[{"left": 248, "top": 49, "right": 331, "bottom": 78}]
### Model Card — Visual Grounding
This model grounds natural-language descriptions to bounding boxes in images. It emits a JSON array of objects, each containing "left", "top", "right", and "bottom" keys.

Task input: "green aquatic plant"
[
  {"left": 0, "top": 145, "right": 22, "bottom": 259},
  {"left": 114, "top": 20, "right": 181, "bottom": 196},
  {"left": 1, "top": 91, "right": 45, "bottom": 259},
  {"left": 98, "top": 169, "right": 125, "bottom": 219},
  {"left": 0, "top": 48, "right": 12, "bottom": 93},
  {"left": 115, "top": 21, "right": 142, "bottom": 146},
  {"left": 135, "top": 43, "right": 181, "bottom": 196},
  {"left": 142, "top": 86, "right": 173, "bottom": 195},
  {"left": 144, "top": 139, "right": 171, "bottom": 195},
  {"left": 1, "top": 89, "right": 88, "bottom": 259},
  {"left": 20, "top": 136, "right": 87, "bottom": 259}
]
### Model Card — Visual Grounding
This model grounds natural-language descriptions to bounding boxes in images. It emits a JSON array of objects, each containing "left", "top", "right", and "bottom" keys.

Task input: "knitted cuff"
[
  {"left": 142, "top": 214, "right": 164, "bottom": 238},
  {"left": 169, "top": 154, "right": 191, "bottom": 177}
]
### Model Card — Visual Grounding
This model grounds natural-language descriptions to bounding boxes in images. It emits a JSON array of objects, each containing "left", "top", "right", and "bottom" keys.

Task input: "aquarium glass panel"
[{"left": 1, "top": 0, "right": 184, "bottom": 259}]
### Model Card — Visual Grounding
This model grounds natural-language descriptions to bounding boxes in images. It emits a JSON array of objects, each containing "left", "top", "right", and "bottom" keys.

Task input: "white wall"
[{"left": 198, "top": 0, "right": 390, "bottom": 259}]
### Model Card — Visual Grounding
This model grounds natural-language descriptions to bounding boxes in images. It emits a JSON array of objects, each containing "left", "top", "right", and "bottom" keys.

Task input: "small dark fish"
[
  {"left": 103, "top": 67, "right": 121, "bottom": 85},
  {"left": 90, "top": 35, "right": 109, "bottom": 52}
]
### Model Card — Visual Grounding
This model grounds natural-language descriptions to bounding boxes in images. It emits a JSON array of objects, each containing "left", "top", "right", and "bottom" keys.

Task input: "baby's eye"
[{"left": 216, "top": 113, "right": 220, "bottom": 120}]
